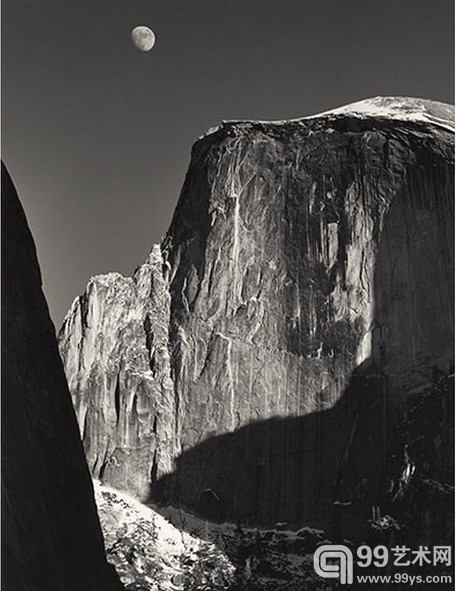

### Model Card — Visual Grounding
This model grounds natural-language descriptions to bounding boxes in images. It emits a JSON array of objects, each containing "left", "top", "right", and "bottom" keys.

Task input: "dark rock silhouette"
[{"left": 1, "top": 163, "right": 123, "bottom": 591}]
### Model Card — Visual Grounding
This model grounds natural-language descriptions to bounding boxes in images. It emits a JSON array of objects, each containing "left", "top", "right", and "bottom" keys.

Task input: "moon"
[{"left": 131, "top": 26, "right": 156, "bottom": 52}]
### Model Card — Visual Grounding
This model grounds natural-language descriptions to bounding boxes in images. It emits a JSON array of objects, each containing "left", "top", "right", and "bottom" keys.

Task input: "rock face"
[
  {"left": 60, "top": 246, "right": 177, "bottom": 501},
  {"left": 59, "top": 98, "right": 454, "bottom": 532},
  {"left": 388, "top": 374, "right": 454, "bottom": 549},
  {"left": 1, "top": 163, "right": 123, "bottom": 591}
]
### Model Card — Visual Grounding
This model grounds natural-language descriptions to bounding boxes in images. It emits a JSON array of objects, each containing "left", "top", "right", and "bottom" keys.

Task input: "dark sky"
[{"left": 2, "top": 0, "right": 454, "bottom": 325}]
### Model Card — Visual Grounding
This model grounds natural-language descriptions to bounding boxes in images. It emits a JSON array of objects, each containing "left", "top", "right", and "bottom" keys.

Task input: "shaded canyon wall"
[{"left": 2, "top": 163, "right": 123, "bottom": 591}]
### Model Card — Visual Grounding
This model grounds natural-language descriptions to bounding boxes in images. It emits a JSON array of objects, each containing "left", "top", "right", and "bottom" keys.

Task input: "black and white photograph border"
[{"left": 2, "top": 2, "right": 454, "bottom": 590}]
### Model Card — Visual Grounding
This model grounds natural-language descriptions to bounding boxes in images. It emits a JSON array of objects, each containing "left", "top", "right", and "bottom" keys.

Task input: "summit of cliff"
[
  {"left": 202, "top": 96, "right": 454, "bottom": 138},
  {"left": 310, "top": 96, "right": 454, "bottom": 129}
]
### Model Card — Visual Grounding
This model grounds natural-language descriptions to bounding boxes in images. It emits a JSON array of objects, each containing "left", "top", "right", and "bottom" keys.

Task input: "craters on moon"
[{"left": 131, "top": 26, "right": 156, "bottom": 52}]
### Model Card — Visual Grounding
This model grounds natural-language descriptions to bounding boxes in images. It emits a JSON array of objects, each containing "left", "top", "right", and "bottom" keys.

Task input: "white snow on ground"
[
  {"left": 94, "top": 481, "right": 330, "bottom": 590},
  {"left": 93, "top": 481, "right": 236, "bottom": 590},
  {"left": 152, "top": 503, "right": 329, "bottom": 590},
  {"left": 155, "top": 502, "right": 325, "bottom": 547}
]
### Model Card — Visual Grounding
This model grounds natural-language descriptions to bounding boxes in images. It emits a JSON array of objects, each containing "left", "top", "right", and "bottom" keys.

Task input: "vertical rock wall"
[
  {"left": 60, "top": 246, "right": 176, "bottom": 500},
  {"left": 2, "top": 163, "right": 123, "bottom": 591}
]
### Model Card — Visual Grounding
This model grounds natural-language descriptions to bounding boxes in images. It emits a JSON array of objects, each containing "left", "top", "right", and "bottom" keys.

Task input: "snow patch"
[
  {"left": 93, "top": 481, "right": 236, "bottom": 590},
  {"left": 201, "top": 96, "right": 454, "bottom": 139},
  {"left": 310, "top": 96, "right": 454, "bottom": 132}
]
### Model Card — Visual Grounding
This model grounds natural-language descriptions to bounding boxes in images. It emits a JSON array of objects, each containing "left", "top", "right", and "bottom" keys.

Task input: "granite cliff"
[
  {"left": 59, "top": 97, "right": 454, "bottom": 535},
  {"left": 1, "top": 163, "right": 123, "bottom": 591}
]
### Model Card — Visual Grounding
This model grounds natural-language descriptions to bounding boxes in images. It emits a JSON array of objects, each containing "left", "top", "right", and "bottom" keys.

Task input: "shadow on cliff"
[
  {"left": 150, "top": 133, "right": 454, "bottom": 553},
  {"left": 151, "top": 361, "right": 400, "bottom": 539}
]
